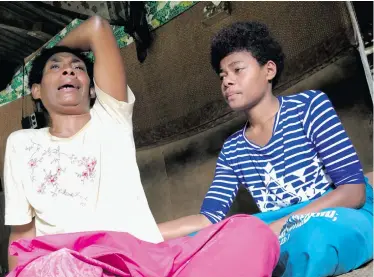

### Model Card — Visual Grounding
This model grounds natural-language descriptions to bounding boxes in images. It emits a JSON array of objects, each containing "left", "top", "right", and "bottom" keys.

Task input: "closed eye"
[
  {"left": 74, "top": 65, "right": 85, "bottom": 70},
  {"left": 235, "top": 68, "right": 243, "bottom": 73}
]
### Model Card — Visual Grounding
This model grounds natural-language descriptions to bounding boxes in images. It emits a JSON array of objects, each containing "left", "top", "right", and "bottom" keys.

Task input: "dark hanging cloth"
[{"left": 108, "top": 1, "right": 152, "bottom": 63}]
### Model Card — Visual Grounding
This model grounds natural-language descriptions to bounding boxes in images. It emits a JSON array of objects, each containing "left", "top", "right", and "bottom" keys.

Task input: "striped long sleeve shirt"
[{"left": 200, "top": 90, "right": 365, "bottom": 223}]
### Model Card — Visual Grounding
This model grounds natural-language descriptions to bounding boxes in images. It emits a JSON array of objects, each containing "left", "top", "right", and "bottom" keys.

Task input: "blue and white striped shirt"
[{"left": 200, "top": 90, "right": 365, "bottom": 223}]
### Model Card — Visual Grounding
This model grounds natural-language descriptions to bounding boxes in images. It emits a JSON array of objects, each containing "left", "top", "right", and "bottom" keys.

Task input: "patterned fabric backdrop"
[{"left": 0, "top": 1, "right": 197, "bottom": 107}]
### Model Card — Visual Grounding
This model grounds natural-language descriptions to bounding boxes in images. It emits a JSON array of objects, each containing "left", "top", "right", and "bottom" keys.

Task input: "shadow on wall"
[
  {"left": 137, "top": 57, "right": 373, "bottom": 223},
  {"left": 0, "top": 60, "right": 22, "bottom": 91},
  {"left": 322, "top": 53, "right": 373, "bottom": 113}
]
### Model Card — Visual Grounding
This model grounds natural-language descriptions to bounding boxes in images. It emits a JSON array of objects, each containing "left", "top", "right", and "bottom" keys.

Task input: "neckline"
[
  {"left": 242, "top": 96, "right": 283, "bottom": 149},
  {"left": 47, "top": 119, "right": 92, "bottom": 141}
]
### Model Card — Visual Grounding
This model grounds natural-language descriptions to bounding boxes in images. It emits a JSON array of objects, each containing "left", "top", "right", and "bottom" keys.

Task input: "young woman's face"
[{"left": 219, "top": 51, "right": 276, "bottom": 111}]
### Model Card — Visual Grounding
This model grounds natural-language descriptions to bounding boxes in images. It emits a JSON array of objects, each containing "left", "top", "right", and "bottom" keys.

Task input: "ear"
[
  {"left": 31, "top": 84, "right": 41, "bottom": 100},
  {"left": 265, "top": 60, "right": 277, "bottom": 83},
  {"left": 90, "top": 87, "right": 96, "bottom": 99}
]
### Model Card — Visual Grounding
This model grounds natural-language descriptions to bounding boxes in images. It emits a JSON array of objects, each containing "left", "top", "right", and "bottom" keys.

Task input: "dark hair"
[
  {"left": 28, "top": 46, "right": 94, "bottom": 90},
  {"left": 210, "top": 21, "right": 285, "bottom": 86}
]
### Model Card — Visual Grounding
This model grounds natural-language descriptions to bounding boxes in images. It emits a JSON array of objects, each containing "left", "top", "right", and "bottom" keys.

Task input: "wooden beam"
[
  {"left": 0, "top": 23, "right": 51, "bottom": 41},
  {"left": 35, "top": 1, "right": 89, "bottom": 21},
  {"left": 0, "top": 2, "right": 39, "bottom": 23},
  {"left": 0, "top": 6, "right": 31, "bottom": 30},
  {"left": 27, "top": 30, "right": 52, "bottom": 41},
  {"left": 0, "top": 28, "right": 41, "bottom": 50},
  {"left": 0, "top": 23, "right": 29, "bottom": 35},
  {"left": 0, "top": 23, "right": 51, "bottom": 57},
  {"left": 19, "top": 2, "right": 67, "bottom": 28}
]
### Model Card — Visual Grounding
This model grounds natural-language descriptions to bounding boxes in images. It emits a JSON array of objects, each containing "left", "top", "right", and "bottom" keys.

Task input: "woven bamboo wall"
[{"left": 0, "top": 96, "right": 34, "bottom": 181}]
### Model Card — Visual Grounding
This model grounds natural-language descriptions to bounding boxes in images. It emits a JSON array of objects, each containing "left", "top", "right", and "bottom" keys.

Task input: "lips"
[
  {"left": 226, "top": 92, "right": 240, "bottom": 100},
  {"left": 58, "top": 83, "right": 80, "bottom": 91}
]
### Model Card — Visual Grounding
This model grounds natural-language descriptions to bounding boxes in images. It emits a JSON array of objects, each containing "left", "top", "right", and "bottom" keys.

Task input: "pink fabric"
[{"left": 8, "top": 215, "right": 280, "bottom": 277}]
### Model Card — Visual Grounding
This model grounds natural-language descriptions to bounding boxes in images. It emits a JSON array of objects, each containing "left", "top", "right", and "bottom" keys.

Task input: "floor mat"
[{"left": 340, "top": 261, "right": 373, "bottom": 277}]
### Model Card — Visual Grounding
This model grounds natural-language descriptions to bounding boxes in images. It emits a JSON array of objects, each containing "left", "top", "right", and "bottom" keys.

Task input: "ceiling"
[
  {"left": 0, "top": 1, "right": 156, "bottom": 90},
  {"left": 0, "top": 1, "right": 92, "bottom": 90}
]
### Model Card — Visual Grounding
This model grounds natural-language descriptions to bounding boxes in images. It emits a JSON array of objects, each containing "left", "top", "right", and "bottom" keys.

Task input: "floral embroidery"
[
  {"left": 28, "top": 158, "right": 37, "bottom": 168},
  {"left": 76, "top": 157, "right": 97, "bottom": 182},
  {"left": 26, "top": 140, "right": 97, "bottom": 206}
]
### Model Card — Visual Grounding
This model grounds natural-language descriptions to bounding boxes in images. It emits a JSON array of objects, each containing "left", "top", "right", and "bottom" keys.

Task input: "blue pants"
[{"left": 253, "top": 178, "right": 373, "bottom": 277}]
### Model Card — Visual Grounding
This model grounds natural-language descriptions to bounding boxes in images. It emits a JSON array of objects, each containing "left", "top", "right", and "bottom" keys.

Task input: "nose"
[
  {"left": 222, "top": 75, "right": 235, "bottom": 89},
  {"left": 62, "top": 67, "right": 75, "bottom": 77}
]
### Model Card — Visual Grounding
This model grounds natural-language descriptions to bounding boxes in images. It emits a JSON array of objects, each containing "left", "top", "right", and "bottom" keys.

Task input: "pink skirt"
[{"left": 9, "top": 214, "right": 280, "bottom": 277}]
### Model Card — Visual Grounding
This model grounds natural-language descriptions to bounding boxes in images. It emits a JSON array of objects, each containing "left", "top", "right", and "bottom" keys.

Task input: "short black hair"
[
  {"left": 28, "top": 46, "right": 94, "bottom": 90},
  {"left": 211, "top": 21, "right": 285, "bottom": 86}
]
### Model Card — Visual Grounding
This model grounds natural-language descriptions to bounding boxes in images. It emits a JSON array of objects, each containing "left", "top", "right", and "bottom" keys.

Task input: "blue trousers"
[{"left": 253, "top": 178, "right": 373, "bottom": 277}]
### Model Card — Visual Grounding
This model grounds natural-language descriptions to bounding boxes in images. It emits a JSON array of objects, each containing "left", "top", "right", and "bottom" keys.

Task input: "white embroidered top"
[{"left": 4, "top": 81, "right": 163, "bottom": 243}]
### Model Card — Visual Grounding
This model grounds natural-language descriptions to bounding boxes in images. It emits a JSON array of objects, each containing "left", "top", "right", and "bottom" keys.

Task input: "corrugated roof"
[{"left": 0, "top": 1, "right": 90, "bottom": 90}]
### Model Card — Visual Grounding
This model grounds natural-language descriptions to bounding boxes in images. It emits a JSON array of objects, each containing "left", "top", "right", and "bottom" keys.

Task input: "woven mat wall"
[{"left": 120, "top": 1, "right": 355, "bottom": 148}]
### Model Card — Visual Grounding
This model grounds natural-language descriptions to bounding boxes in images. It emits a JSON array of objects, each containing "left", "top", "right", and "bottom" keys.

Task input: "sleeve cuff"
[
  {"left": 200, "top": 211, "right": 221, "bottom": 224},
  {"left": 5, "top": 214, "right": 33, "bottom": 226},
  {"left": 94, "top": 79, "right": 135, "bottom": 108}
]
